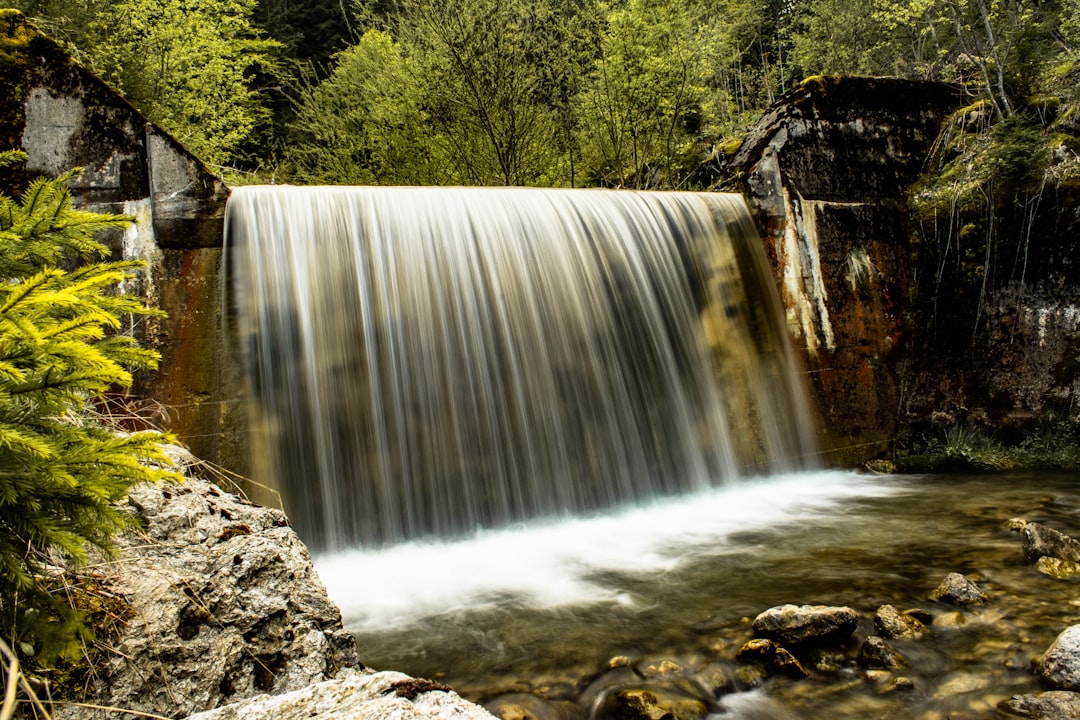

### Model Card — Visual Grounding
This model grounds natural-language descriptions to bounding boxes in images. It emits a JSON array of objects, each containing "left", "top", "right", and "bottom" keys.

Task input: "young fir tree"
[{"left": 0, "top": 150, "right": 180, "bottom": 659}]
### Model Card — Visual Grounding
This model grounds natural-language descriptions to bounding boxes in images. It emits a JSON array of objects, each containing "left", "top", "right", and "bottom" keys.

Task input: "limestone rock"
[
  {"left": 51, "top": 451, "right": 358, "bottom": 720},
  {"left": 1023, "top": 523, "right": 1080, "bottom": 564},
  {"left": 858, "top": 636, "right": 905, "bottom": 670},
  {"left": 1000, "top": 691, "right": 1080, "bottom": 719},
  {"left": 1038, "top": 626, "right": 1080, "bottom": 691},
  {"left": 752, "top": 604, "right": 859, "bottom": 647},
  {"left": 874, "top": 604, "right": 927, "bottom": 640},
  {"left": 929, "top": 573, "right": 987, "bottom": 606},
  {"left": 184, "top": 669, "right": 496, "bottom": 720}
]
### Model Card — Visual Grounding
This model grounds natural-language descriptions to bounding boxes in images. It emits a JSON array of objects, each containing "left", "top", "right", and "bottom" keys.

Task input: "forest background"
[{"left": 9, "top": 0, "right": 1080, "bottom": 196}]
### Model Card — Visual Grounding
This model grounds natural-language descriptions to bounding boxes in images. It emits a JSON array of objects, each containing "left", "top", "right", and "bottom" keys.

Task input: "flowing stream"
[{"left": 319, "top": 470, "right": 1080, "bottom": 720}]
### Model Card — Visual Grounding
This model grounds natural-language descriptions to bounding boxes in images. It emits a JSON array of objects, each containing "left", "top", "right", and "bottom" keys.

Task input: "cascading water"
[{"left": 226, "top": 186, "right": 817, "bottom": 552}]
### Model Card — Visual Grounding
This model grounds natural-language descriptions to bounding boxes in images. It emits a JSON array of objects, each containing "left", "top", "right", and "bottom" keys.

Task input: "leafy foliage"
[{"left": 0, "top": 150, "right": 180, "bottom": 660}]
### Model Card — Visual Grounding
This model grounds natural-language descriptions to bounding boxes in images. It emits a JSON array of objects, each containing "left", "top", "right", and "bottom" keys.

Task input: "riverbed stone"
[
  {"left": 1022, "top": 523, "right": 1080, "bottom": 564},
  {"left": 594, "top": 686, "right": 710, "bottom": 720},
  {"left": 1037, "top": 626, "right": 1080, "bottom": 691},
  {"left": 858, "top": 636, "right": 905, "bottom": 670},
  {"left": 484, "top": 692, "right": 585, "bottom": 720},
  {"left": 49, "top": 447, "right": 358, "bottom": 720},
  {"left": 736, "top": 639, "right": 808, "bottom": 679},
  {"left": 1036, "top": 556, "right": 1080, "bottom": 579},
  {"left": 929, "top": 573, "right": 987, "bottom": 606},
  {"left": 1000, "top": 691, "right": 1080, "bottom": 719},
  {"left": 752, "top": 604, "right": 859, "bottom": 647},
  {"left": 875, "top": 604, "right": 928, "bottom": 640},
  {"left": 184, "top": 669, "right": 496, "bottom": 720}
]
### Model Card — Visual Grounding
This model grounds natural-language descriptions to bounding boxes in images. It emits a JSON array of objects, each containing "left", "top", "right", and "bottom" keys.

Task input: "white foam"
[{"left": 316, "top": 471, "right": 900, "bottom": 631}]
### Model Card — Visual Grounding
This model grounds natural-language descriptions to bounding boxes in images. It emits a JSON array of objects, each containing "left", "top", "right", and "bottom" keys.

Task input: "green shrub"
[{"left": 0, "top": 150, "right": 180, "bottom": 661}]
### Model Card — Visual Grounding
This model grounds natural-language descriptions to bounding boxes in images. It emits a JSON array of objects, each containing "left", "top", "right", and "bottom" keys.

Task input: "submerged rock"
[
  {"left": 929, "top": 573, "right": 987, "bottom": 606},
  {"left": 1036, "top": 556, "right": 1080, "bottom": 579},
  {"left": 484, "top": 692, "right": 585, "bottom": 720},
  {"left": 752, "top": 604, "right": 859, "bottom": 647},
  {"left": 1037, "top": 626, "right": 1080, "bottom": 692},
  {"left": 858, "top": 637, "right": 905, "bottom": 671},
  {"left": 185, "top": 668, "right": 496, "bottom": 720},
  {"left": 874, "top": 604, "right": 927, "bottom": 641},
  {"left": 1000, "top": 690, "right": 1080, "bottom": 719},
  {"left": 593, "top": 686, "right": 710, "bottom": 720},
  {"left": 49, "top": 449, "right": 358, "bottom": 719},
  {"left": 736, "top": 639, "right": 808, "bottom": 679}
]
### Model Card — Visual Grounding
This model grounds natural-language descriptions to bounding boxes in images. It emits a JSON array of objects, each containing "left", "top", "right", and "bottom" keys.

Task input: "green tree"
[
  {"left": 0, "top": 151, "right": 180, "bottom": 659},
  {"left": 790, "top": 0, "right": 892, "bottom": 76},
  {"left": 398, "top": 0, "right": 566, "bottom": 185},
  {"left": 88, "top": 0, "right": 282, "bottom": 169},
  {"left": 289, "top": 29, "right": 437, "bottom": 185},
  {"left": 575, "top": 0, "right": 716, "bottom": 188}
]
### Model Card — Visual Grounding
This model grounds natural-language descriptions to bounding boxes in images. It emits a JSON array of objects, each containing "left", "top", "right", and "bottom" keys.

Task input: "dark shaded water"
[{"left": 318, "top": 470, "right": 1080, "bottom": 719}]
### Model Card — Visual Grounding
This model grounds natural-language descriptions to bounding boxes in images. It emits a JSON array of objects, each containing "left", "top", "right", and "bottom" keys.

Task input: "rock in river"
[
  {"left": 1037, "top": 625, "right": 1080, "bottom": 692},
  {"left": 752, "top": 604, "right": 859, "bottom": 647}
]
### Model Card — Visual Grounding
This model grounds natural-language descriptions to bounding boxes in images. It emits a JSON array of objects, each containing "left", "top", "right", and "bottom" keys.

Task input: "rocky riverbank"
[
  {"left": 38, "top": 461, "right": 1080, "bottom": 720},
  {"left": 40, "top": 447, "right": 493, "bottom": 720}
]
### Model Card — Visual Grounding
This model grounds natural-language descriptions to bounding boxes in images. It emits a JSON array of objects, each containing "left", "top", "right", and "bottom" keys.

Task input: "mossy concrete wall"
[
  {"left": 1, "top": 10, "right": 244, "bottom": 472},
  {"left": 710, "top": 76, "right": 966, "bottom": 464},
  {"left": 715, "top": 76, "right": 1080, "bottom": 464}
]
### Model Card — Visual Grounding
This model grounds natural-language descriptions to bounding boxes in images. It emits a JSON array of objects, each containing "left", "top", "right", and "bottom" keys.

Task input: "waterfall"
[{"left": 226, "top": 186, "right": 817, "bottom": 551}]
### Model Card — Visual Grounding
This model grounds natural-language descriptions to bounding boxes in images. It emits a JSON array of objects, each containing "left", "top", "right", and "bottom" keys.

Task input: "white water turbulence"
[
  {"left": 226, "top": 186, "right": 818, "bottom": 552},
  {"left": 317, "top": 470, "right": 897, "bottom": 632}
]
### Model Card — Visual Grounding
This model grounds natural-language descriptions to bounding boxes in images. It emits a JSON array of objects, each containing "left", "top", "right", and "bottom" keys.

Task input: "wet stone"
[
  {"left": 875, "top": 604, "right": 927, "bottom": 640},
  {"left": 484, "top": 693, "right": 585, "bottom": 720},
  {"left": 1022, "top": 523, "right": 1080, "bottom": 564},
  {"left": 736, "top": 638, "right": 808, "bottom": 680},
  {"left": 858, "top": 636, "right": 905, "bottom": 670},
  {"left": 1036, "top": 556, "right": 1080, "bottom": 579},
  {"left": 930, "top": 573, "right": 987, "bottom": 606},
  {"left": 1037, "top": 625, "right": 1080, "bottom": 691},
  {"left": 752, "top": 604, "right": 859, "bottom": 647},
  {"left": 1000, "top": 690, "right": 1080, "bottom": 719},
  {"left": 594, "top": 687, "right": 709, "bottom": 720}
]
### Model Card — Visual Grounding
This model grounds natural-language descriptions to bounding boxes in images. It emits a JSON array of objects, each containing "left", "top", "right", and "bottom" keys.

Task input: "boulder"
[
  {"left": 858, "top": 637, "right": 905, "bottom": 671},
  {"left": 874, "top": 604, "right": 927, "bottom": 640},
  {"left": 184, "top": 668, "right": 496, "bottom": 720},
  {"left": 1038, "top": 626, "right": 1080, "bottom": 691},
  {"left": 49, "top": 448, "right": 358, "bottom": 719},
  {"left": 752, "top": 604, "right": 859, "bottom": 647},
  {"left": 1023, "top": 523, "right": 1080, "bottom": 564},
  {"left": 1000, "top": 691, "right": 1080, "bottom": 719},
  {"left": 929, "top": 573, "right": 987, "bottom": 606}
]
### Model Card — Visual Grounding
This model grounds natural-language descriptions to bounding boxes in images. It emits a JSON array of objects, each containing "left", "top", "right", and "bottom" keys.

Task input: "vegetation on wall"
[{"left": 0, "top": 150, "right": 180, "bottom": 661}]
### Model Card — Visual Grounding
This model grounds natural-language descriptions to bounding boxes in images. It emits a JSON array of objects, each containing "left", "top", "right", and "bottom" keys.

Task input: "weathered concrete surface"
[
  {"left": 708, "top": 76, "right": 965, "bottom": 464},
  {"left": 1, "top": 10, "right": 243, "bottom": 471}
]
